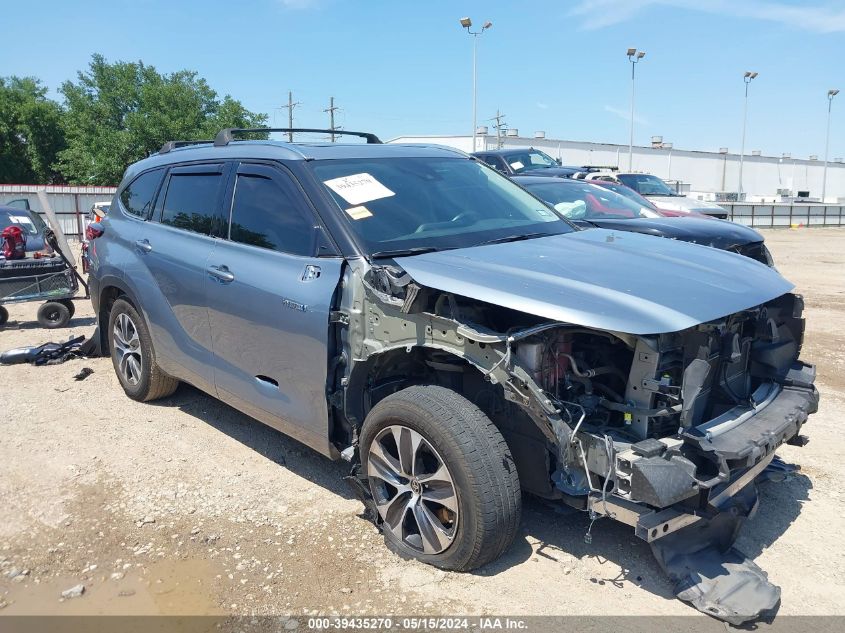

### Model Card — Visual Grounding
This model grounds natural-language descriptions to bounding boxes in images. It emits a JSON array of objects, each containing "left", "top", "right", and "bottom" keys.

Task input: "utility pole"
[
  {"left": 822, "top": 89, "right": 839, "bottom": 201},
  {"left": 490, "top": 110, "right": 507, "bottom": 149},
  {"left": 459, "top": 18, "right": 493, "bottom": 153},
  {"left": 281, "top": 91, "right": 300, "bottom": 142},
  {"left": 626, "top": 48, "right": 646, "bottom": 171},
  {"left": 738, "top": 71, "right": 758, "bottom": 198},
  {"left": 324, "top": 97, "right": 340, "bottom": 142}
]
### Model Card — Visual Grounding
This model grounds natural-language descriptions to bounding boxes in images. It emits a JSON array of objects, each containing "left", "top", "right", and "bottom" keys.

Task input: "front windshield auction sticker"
[
  {"left": 345, "top": 205, "right": 373, "bottom": 220},
  {"left": 510, "top": 161, "right": 524, "bottom": 170},
  {"left": 323, "top": 173, "right": 395, "bottom": 206}
]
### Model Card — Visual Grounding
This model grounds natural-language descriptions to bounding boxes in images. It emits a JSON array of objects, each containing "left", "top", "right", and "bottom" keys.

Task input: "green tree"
[
  {"left": 0, "top": 76, "right": 66, "bottom": 184},
  {"left": 58, "top": 54, "right": 267, "bottom": 185}
]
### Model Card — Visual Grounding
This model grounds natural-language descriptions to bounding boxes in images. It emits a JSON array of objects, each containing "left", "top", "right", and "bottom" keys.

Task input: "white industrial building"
[{"left": 388, "top": 133, "right": 845, "bottom": 203}]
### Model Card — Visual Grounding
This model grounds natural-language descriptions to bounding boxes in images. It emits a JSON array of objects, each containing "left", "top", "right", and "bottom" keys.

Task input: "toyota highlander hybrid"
[{"left": 86, "top": 129, "right": 818, "bottom": 624}]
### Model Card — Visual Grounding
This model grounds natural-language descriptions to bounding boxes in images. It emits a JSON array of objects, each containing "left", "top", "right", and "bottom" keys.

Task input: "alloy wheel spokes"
[
  {"left": 113, "top": 313, "right": 142, "bottom": 385},
  {"left": 367, "top": 424, "right": 458, "bottom": 554}
]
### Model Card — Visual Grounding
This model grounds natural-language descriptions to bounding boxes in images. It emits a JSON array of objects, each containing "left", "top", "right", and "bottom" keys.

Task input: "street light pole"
[
  {"left": 626, "top": 48, "right": 645, "bottom": 171},
  {"left": 460, "top": 17, "right": 492, "bottom": 153},
  {"left": 822, "top": 89, "right": 839, "bottom": 201},
  {"left": 738, "top": 71, "right": 758, "bottom": 198}
]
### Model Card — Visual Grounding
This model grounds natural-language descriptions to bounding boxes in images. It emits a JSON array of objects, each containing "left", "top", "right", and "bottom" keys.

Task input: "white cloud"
[
  {"left": 604, "top": 104, "right": 649, "bottom": 125},
  {"left": 570, "top": 0, "right": 845, "bottom": 33}
]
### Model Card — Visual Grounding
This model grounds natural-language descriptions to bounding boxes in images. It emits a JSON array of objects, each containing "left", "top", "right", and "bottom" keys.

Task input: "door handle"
[
  {"left": 134, "top": 239, "right": 152, "bottom": 253},
  {"left": 207, "top": 265, "right": 235, "bottom": 283}
]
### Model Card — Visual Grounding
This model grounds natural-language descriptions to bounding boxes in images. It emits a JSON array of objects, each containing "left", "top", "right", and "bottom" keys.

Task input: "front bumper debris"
[{"left": 586, "top": 371, "right": 818, "bottom": 624}]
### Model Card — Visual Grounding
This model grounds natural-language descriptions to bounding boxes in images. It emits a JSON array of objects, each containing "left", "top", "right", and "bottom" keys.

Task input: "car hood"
[
  {"left": 581, "top": 217, "right": 763, "bottom": 250},
  {"left": 394, "top": 229, "right": 792, "bottom": 335},
  {"left": 647, "top": 195, "right": 726, "bottom": 213}
]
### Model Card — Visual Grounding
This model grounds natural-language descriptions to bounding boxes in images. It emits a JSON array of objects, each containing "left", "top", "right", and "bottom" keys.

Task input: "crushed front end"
[
  {"left": 509, "top": 291, "right": 817, "bottom": 623},
  {"left": 335, "top": 255, "right": 817, "bottom": 624}
]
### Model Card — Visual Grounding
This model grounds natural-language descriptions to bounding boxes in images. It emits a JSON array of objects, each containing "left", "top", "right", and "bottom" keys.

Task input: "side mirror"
[{"left": 555, "top": 158, "right": 562, "bottom": 165}]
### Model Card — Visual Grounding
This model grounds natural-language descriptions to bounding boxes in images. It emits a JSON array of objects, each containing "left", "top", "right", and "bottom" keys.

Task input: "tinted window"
[
  {"left": 120, "top": 169, "right": 163, "bottom": 218},
  {"left": 229, "top": 174, "right": 314, "bottom": 256},
  {"left": 160, "top": 173, "right": 223, "bottom": 236},
  {"left": 617, "top": 174, "right": 676, "bottom": 196}
]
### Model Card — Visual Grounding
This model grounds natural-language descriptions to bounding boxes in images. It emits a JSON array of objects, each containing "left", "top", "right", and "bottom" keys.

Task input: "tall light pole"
[
  {"left": 626, "top": 48, "right": 646, "bottom": 171},
  {"left": 460, "top": 17, "right": 492, "bottom": 153},
  {"left": 738, "top": 71, "right": 758, "bottom": 198},
  {"left": 822, "top": 89, "right": 839, "bottom": 201}
]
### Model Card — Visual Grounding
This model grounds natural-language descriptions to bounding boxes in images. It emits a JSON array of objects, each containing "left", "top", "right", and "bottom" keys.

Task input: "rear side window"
[
  {"left": 160, "top": 173, "right": 224, "bottom": 236},
  {"left": 228, "top": 174, "right": 315, "bottom": 256},
  {"left": 120, "top": 169, "right": 163, "bottom": 218}
]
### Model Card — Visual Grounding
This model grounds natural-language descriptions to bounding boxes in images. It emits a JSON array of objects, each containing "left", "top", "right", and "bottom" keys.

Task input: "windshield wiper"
[
  {"left": 370, "top": 246, "right": 443, "bottom": 258},
  {"left": 477, "top": 231, "right": 558, "bottom": 246}
]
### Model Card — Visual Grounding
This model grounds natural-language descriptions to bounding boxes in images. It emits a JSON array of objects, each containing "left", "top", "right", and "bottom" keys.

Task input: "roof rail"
[
  {"left": 213, "top": 128, "right": 382, "bottom": 147},
  {"left": 159, "top": 140, "right": 212, "bottom": 154}
]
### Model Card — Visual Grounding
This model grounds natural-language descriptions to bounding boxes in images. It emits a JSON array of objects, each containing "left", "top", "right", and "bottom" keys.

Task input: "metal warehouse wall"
[
  {"left": 389, "top": 135, "right": 845, "bottom": 202},
  {"left": 0, "top": 185, "right": 117, "bottom": 239}
]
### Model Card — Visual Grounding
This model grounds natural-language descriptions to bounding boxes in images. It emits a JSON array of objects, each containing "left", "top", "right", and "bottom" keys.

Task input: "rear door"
[
  {"left": 125, "top": 163, "right": 228, "bottom": 394},
  {"left": 206, "top": 162, "right": 342, "bottom": 451}
]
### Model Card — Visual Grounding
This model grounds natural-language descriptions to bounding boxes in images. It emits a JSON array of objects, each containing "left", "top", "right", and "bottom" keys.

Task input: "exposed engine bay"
[{"left": 332, "top": 258, "right": 818, "bottom": 624}]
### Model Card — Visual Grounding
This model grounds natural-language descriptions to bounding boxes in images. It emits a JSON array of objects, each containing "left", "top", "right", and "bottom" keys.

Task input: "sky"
[{"left": 1, "top": 0, "right": 843, "bottom": 159}]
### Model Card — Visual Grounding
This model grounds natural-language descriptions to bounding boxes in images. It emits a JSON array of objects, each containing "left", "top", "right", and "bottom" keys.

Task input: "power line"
[
  {"left": 280, "top": 91, "right": 300, "bottom": 142},
  {"left": 323, "top": 96, "right": 341, "bottom": 142}
]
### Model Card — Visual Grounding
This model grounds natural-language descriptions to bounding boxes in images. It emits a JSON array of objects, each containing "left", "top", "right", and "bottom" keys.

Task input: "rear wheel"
[
  {"left": 37, "top": 301, "right": 71, "bottom": 329},
  {"left": 360, "top": 385, "right": 521, "bottom": 571},
  {"left": 108, "top": 298, "right": 178, "bottom": 401}
]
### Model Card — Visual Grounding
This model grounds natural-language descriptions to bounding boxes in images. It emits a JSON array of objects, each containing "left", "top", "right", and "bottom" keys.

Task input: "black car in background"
[
  {"left": 514, "top": 176, "right": 774, "bottom": 266},
  {"left": 472, "top": 147, "right": 585, "bottom": 178}
]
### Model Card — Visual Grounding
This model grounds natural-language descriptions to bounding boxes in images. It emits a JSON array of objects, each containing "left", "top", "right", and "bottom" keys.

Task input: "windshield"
[
  {"left": 311, "top": 157, "right": 574, "bottom": 256},
  {"left": 0, "top": 209, "right": 42, "bottom": 235},
  {"left": 593, "top": 181, "right": 659, "bottom": 210},
  {"left": 503, "top": 149, "right": 558, "bottom": 173},
  {"left": 522, "top": 181, "right": 660, "bottom": 220},
  {"left": 617, "top": 174, "right": 678, "bottom": 196}
]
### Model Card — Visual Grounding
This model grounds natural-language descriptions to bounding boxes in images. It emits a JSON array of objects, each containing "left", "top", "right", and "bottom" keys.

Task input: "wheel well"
[
  {"left": 342, "top": 346, "right": 558, "bottom": 498},
  {"left": 97, "top": 285, "right": 129, "bottom": 353}
]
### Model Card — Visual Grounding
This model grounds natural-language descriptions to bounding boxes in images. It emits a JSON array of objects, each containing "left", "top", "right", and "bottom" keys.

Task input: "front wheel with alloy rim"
[
  {"left": 108, "top": 298, "right": 179, "bottom": 402},
  {"left": 360, "top": 385, "right": 521, "bottom": 571}
]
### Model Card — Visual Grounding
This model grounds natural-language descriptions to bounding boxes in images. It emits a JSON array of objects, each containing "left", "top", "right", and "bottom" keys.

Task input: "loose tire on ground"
[
  {"left": 37, "top": 301, "right": 71, "bottom": 329},
  {"left": 360, "top": 385, "right": 521, "bottom": 571},
  {"left": 108, "top": 297, "right": 178, "bottom": 402},
  {"left": 0, "top": 305, "right": 8, "bottom": 326}
]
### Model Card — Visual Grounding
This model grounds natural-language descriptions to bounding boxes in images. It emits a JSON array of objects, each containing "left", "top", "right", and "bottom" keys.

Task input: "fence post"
[
  {"left": 73, "top": 193, "right": 83, "bottom": 240},
  {"left": 788, "top": 205, "right": 793, "bottom": 227},
  {"left": 751, "top": 205, "right": 755, "bottom": 227}
]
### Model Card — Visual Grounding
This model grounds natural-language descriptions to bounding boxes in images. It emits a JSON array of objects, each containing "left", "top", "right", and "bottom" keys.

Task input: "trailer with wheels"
[{"left": 0, "top": 230, "right": 88, "bottom": 329}]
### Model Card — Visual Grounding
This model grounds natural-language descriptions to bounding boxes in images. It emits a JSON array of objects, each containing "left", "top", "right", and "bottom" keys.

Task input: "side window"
[
  {"left": 120, "top": 169, "right": 164, "bottom": 218},
  {"left": 160, "top": 172, "right": 224, "bottom": 236},
  {"left": 228, "top": 173, "right": 315, "bottom": 256}
]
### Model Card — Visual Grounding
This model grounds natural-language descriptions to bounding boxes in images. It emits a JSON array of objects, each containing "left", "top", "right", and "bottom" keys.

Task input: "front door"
[{"left": 206, "top": 162, "right": 342, "bottom": 452}]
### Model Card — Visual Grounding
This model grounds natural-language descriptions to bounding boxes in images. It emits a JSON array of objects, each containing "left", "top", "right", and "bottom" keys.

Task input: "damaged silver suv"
[{"left": 87, "top": 129, "right": 818, "bottom": 624}]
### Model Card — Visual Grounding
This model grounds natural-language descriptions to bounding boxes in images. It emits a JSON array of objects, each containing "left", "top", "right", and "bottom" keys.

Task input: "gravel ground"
[{"left": 0, "top": 227, "right": 844, "bottom": 619}]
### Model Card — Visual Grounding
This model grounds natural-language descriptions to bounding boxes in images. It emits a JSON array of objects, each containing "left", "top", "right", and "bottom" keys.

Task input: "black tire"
[
  {"left": 37, "top": 301, "right": 71, "bottom": 329},
  {"left": 360, "top": 385, "right": 521, "bottom": 571},
  {"left": 59, "top": 299, "right": 76, "bottom": 320},
  {"left": 0, "top": 306, "right": 8, "bottom": 327},
  {"left": 108, "top": 298, "right": 178, "bottom": 402}
]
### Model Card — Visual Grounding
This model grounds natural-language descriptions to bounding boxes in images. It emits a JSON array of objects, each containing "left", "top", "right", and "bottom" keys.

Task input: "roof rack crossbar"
[
  {"left": 213, "top": 128, "right": 382, "bottom": 146},
  {"left": 159, "top": 140, "right": 213, "bottom": 154}
]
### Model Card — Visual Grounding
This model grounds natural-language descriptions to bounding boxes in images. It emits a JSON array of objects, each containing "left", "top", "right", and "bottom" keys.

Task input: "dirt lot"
[{"left": 1, "top": 227, "right": 844, "bottom": 620}]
